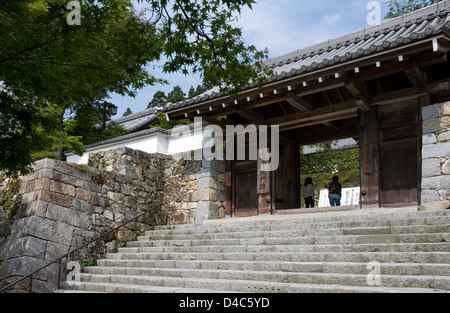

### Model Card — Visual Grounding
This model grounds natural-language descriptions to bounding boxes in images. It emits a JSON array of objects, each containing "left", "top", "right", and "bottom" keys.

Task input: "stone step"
[
  {"left": 148, "top": 216, "right": 450, "bottom": 236},
  {"left": 129, "top": 233, "right": 450, "bottom": 247},
  {"left": 153, "top": 208, "right": 450, "bottom": 231},
  {"left": 59, "top": 208, "right": 450, "bottom": 293},
  {"left": 63, "top": 280, "right": 447, "bottom": 293},
  {"left": 142, "top": 225, "right": 450, "bottom": 241},
  {"left": 119, "top": 242, "right": 450, "bottom": 254},
  {"left": 104, "top": 251, "right": 450, "bottom": 264},
  {"left": 58, "top": 281, "right": 228, "bottom": 293},
  {"left": 90, "top": 261, "right": 450, "bottom": 276},
  {"left": 76, "top": 272, "right": 450, "bottom": 291}
]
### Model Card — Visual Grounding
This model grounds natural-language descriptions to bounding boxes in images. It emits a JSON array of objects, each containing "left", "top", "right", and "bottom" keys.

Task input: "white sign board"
[{"left": 318, "top": 187, "right": 360, "bottom": 208}]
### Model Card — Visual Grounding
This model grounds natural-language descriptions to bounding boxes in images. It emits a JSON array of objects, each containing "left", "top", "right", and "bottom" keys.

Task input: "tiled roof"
[
  {"left": 84, "top": 127, "right": 170, "bottom": 150},
  {"left": 109, "top": 108, "right": 159, "bottom": 132},
  {"left": 165, "top": 1, "right": 450, "bottom": 112}
]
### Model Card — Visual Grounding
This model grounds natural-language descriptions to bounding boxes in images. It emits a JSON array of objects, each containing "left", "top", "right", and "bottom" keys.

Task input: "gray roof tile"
[{"left": 108, "top": 108, "right": 159, "bottom": 132}]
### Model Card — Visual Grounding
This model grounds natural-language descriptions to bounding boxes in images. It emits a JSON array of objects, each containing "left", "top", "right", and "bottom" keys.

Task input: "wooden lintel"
[
  {"left": 285, "top": 92, "right": 313, "bottom": 113},
  {"left": 295, "top": 124, "right": 358, "bottom": 146},
  {"left": 280, "top": 109, "right": 357, "bottom": 131},
  {"left": 370, "top": 87, "right": 428, "bottom": 106},
  {"left": 268, "top": 101, "right": 356, "bottom": 127}
]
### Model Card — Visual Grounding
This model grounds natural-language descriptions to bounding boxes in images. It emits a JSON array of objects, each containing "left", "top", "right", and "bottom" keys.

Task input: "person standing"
[
  {"left": 328, "top": 176, "right": 342, "bottom": 207},
  {"left": 303, "top": 177, "right": 315, "bottom": 208}
]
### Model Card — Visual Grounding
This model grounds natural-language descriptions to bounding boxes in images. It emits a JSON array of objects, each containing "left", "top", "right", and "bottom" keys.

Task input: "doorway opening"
[{"left": 299, "top": 139, "right": 360, "bottom": 209}]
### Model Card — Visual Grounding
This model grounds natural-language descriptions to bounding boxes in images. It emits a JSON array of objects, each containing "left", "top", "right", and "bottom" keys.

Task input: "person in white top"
[{"left": 303, "top": 177, "right": 315, "bottom": 208}]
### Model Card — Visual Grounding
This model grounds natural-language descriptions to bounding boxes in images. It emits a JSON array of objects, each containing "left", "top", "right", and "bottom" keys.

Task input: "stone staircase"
[{"left": 57, "top": 207, "right": 450, "bottom": 293}]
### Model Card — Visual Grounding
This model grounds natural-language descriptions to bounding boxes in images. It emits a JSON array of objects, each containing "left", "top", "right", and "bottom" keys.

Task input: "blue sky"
[{"left": 109, "top": 0, "right": 391, "bottom": 117}]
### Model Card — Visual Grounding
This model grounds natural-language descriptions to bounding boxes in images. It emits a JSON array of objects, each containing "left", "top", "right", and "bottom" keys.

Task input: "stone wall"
[
  {"left": 88, "top": 148, "right": 225, "bottom": 225},
  {"left": 0, "top": 147, "right": 225, "bottom": 292},
  {"left": 421, "top": 101, "right": 450, "bottom": 210}
]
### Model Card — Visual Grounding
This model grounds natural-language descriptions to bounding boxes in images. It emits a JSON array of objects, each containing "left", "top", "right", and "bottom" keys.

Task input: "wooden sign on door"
[{"left": 257, "top": 148, "right": 270, "bottom": 194}]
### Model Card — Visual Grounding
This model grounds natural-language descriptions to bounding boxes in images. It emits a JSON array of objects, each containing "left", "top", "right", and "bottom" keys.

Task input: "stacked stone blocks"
[
  {"left": 421, "top": 102, "right": 450, "bottom": 210},
  {"left": 0, "top": 148, "right": 225, "bottom": 292}
]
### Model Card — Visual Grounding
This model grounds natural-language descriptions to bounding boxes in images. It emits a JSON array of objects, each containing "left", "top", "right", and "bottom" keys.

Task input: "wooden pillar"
[
  {"left": 224, "top": 160, "right": 232, "bottom": 216},
  {"left": 358, "top": 106, "right": 380, "bottom": 208}
]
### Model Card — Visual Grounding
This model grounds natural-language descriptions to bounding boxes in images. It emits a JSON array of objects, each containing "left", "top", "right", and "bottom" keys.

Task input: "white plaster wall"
[
  {"left": 66, "top": 125, "right": 206, "bottom": 165},
  {"left": 66, "top": 132, "right": 168, "bottom": 164}
]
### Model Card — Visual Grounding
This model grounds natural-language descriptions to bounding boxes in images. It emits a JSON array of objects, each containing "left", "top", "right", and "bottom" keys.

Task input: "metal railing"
[{"left": 0, "top": 202, "right": 162, "bottom": 293}]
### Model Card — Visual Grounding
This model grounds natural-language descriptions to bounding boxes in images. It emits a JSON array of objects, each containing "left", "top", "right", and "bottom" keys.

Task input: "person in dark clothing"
[
  {"left": 328, "top": 176, "right": 342, "bottom": 206},
  {"left": 303, "top": 177, "right": 315, "bottom": 208}
]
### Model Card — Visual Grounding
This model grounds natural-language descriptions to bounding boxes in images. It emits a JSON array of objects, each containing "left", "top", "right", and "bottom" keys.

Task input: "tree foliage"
[
  {"left": 150, "top": 84, "right": 208, "bottom": 129},
  {"left": 147, "top": 91, "right": 168, "bottom": 109},
  {"left": 0, "top": 0, "right": 269, "bottom": 176},
  {"left": 142, "top": 0, "right": 270, "bottom": 93},
  {"left": 66, "top": 100, "right": 129, "bottom": 145},
  {"left": 123, "top": 107, "right": 133, "bottom": 117},
  {"left": 300, "top": 148, "right": 360, "bottom": 175},
  {"left": 385, "top": 0, "right": 443, "bottom": 18}
]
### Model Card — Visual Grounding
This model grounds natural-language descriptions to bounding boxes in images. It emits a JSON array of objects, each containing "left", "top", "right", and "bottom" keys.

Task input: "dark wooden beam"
[
  {"left": 285, "top": 92, "right": 313, "bottom": 113},
  {"left": 370, "top": 87, "right": 428, "bottom": 106},
  {"left": 280, "top": 110, "right": 357, "bottom": 131},
  {"left": 236, "top": 107, "right": 266, "bottom": 124},
  {"left": 286, "top": 92, "right": 338, "bottom": 129},
  {"left": 267, "top": 101, "right": 356, "bottom": 127},
  {"left": 405, "top": 63, "right": 428, "bottom": 91},
  {"left": 202, "top": 116, "right": 227, "bottom": 130},
  {"left": 345, "top": 78, "right": 370, "bottom": 111},
  {"left": 294, "top": 124, "right": 358, "bottom": 146}
]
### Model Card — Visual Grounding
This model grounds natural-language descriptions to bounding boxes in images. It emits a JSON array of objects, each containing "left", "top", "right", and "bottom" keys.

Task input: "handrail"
[{"left": 0, "top": 202, "right": 162, "bottom": 293}]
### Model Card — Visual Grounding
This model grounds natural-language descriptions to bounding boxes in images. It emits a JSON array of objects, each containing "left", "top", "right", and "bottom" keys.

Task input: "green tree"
[
  {"left": 123, "top": 107, "right": 133, "bottom": 117},
  {"left": 385, "top": 0, "right": 443, "bottom": 18},
  {"left": 188, "top": 85, "right": 209, "bottom": 98},
  {"left": 67, "top": 100, "right": 128, "bottom": 145},
  {"left": 167, "top": 85, "right": 186, "bottom": 103},
  {"left": 0, "top": 0, "right": 269, "bottom": 176},
  {"left": 147, "top": 91, "right": 167, "bottom": 109}
]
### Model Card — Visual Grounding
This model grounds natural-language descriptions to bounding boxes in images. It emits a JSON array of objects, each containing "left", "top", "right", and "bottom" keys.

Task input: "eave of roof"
[
  {"left": 164, "top": 1, "right": 450, "bottom": 114},
  {"left": 106, "top": 108, "right": 159, "bottom": 132},
  {"left": 80, "top": 127, "right": 170, "bottom": 151}
]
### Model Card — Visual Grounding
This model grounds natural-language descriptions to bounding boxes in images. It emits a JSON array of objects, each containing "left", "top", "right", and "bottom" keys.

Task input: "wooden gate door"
[
  {"left": 232, "top": 161, "right": 258, "bottom": 217},
  {"left": 378, "top": 99, "right": 419, "bottom": 206}
]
